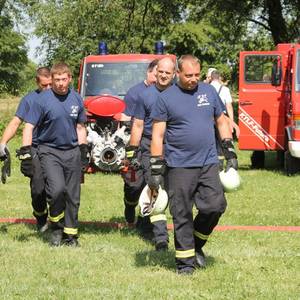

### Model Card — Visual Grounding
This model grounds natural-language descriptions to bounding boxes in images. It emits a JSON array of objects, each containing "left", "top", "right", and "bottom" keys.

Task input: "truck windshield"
[
  {"left": 82, "top": 62, "right": 149, "bottom": 99},
  {"left": 296, "top": 50, "right": 300, "bottom": 92}
]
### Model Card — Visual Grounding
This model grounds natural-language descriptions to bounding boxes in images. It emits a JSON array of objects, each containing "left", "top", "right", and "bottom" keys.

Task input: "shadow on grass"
[
  {"left": 135, "top": 250, "right": 217, "bottom": 271},
  {"left": 0, "top": 222, "right": 51, "bottom": 244},
  {"left": 0, "top": 224, "right": 8, "bottom": 233},
  {"left": 135, "top": 249, "right": 175, "bottom": 270}
]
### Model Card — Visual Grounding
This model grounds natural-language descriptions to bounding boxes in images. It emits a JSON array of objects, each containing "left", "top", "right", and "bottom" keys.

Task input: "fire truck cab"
[
  {"left": 239, "top": 43, "right": 300, "bottom": 174},
  {"left": 77, "top": 42, "right": 175, "bottom": 172}
]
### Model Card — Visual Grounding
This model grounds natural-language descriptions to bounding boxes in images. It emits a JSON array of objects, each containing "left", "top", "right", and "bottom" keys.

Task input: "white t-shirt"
[{"left": 210, "top": 80, "right": 232, "bottom": 105}]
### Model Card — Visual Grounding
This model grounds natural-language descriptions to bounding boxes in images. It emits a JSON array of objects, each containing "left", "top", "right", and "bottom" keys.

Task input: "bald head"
[
  {"left": 177, "top": 55, "right": 200, "bottom": 71},
  {"left": 156, "top": 57, "right": 176, "bottom": 90},
  {"left": 157, "top": 57, "right": 176, "bottom": 70},
  {"left": 177, "top": 54, "right": 200, "bottom": 90}
]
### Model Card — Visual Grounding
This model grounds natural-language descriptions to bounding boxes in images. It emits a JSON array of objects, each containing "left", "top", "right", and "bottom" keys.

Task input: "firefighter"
[
  {"left": 21, "top": 62, "right": 88, "bottom": 247},
  {"left": 150, "top": 55, "right": 238, "bottom": 274},
  {"left": 0, "top": 67, "right": 52, "bottom": 232},
  {"left": 127, "top": 57, "right": 175, "bottom": 251},
  {"left": 120, "top": 59, "right": 158, "bottom": 233}
]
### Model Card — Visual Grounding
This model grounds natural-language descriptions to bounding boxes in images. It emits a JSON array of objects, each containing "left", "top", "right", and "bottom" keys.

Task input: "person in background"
[
  {"left": 0, "top": 67, "right": 52, "bottom": 232},
  {"left": 120, "top": 60, "right": 158, "bottom": 231},
  {"left": 204, "top": 67, "right": 216, "bottom": 83},
  {"left": 127, "top": 57, "right": 175, "bottom": 250},
  {"left": 210, "top": 70, "right": 240, "bottom": 137}
]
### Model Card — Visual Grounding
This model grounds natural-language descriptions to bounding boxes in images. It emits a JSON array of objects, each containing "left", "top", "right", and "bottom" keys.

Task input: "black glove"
[
  {"left": 125, "top": 145, "right": 141, "bottom": 170},
  {"left": 0, "top": 144, "right": 8, "bottom": 161},
  {"left": 148, "top": 156, "right": 166, "bottom": 192},
  {"left": 79, "top": 144, "right": 89, "bottom": 172},
  {"left": 1, "top": 147, "right": 11, "bottom": 183},
  {"left": 16, "top": 146, "right": 34, "bottom": 177},
  {"left": 221, "top": 138, "right": 238, "bottom": 171}
]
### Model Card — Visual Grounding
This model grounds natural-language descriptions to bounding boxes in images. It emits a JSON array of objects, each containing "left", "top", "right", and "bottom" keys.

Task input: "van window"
[{"left": 244, "top": 55, "right": 279, "bottom": 83}]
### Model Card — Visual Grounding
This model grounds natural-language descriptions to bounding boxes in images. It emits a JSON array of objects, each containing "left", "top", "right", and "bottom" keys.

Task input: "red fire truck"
[
  {"left": 77, "top": 42, "right": 175, "bottom": 172},
  {"left": 239, "top": 43, "right": 300, "bottom": 174}
]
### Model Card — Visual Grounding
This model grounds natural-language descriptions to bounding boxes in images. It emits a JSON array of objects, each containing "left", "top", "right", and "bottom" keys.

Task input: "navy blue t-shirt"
[
  {"left": 15, "top": 90, "right": 41, "bottom": 146},
  {"left": 134, "top": 85, "right": 163, "bottom": 137},
  {"left": 123, "top": 81, "right": 148, "bottom": 117},
  {"left": 24, "top": 89, "right": 87, "bottom": 150},
  {"left": 151, "top": 83, "right": 224, "bottom": 167}
]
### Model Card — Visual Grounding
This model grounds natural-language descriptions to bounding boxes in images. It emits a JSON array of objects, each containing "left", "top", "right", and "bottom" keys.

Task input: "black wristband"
[
  {"left": 150, "top": 156, "right": 165, "bottom": 175},
  {"left": 221, "top": 139, "right": 237, "bottom": 160},
  {"left": 125, "top": 145, "right": 138, "bottom": 158},
  {"left": 16, "top": 146, "right": 32, "bottom": 161}
]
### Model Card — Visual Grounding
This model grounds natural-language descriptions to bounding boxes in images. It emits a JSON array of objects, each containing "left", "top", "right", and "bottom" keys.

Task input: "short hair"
[
  {"left": 211, "top": 70, "right": 221, "bottom": 80},
  {"left": 177, "top": 55, "right": 200, "bottom": 71},
  {"left": 147, "top": 59, "right": 159, "bottom": 72},
  {"left": 207, "top": 67, "right": 217, "bottom": 78},
  {"left": 51, "top": 62, "right": 72, "bottom": 77},
  {"left": 36, "top": 67, "right": 50, "bottom": 80}
]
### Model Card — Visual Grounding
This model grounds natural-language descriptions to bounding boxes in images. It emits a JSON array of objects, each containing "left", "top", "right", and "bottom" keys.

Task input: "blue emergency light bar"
[
  {"left": 98, "top": 41, "right": 163, "bottom": 55},
  {"left": 155, "top": 41, "right": 164, "bottom": 54},
  {"left": 98, "top": 41, "right": 108, "bottom": 55}
]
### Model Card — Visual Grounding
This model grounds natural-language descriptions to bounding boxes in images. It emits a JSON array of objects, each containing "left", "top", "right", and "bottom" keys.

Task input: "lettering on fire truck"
[{"left": 239, "top": 107, "right": 284, "bottom": 150}]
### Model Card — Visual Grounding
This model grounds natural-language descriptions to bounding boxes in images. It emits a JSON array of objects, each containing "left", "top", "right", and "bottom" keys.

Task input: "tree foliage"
[
  {"left": 192, "top": 0, "right": 300, "bottom": 45},
  {"left": 25, "top": 0, "right": 187, "bottom": 77},
  {"left": 11, "top": 0, "right": 300, "bottom": 91},
  {"left": 0, "top": 0, "right": 28, "bottom": 95}
]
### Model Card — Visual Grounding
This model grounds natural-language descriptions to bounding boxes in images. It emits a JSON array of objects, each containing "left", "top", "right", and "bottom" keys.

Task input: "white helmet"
[
  {"left": 219, "top": 167, "right": 241, "bottom": 192},
  {"left": 139, "top": 185, "right": 168, "bottom": 216}
]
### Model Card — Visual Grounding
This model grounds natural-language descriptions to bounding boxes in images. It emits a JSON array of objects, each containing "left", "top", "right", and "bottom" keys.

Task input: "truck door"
[{"left": 239, "top": 52, "right": 286, "bottom": 151}]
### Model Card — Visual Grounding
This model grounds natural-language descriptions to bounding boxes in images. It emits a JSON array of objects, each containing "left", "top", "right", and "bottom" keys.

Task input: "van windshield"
[
  {"left": 296, "top": 50, "right": 300, "bottom": 92},
  {"left": 82, "top": 62, "right": 149, "bottom": 99}
]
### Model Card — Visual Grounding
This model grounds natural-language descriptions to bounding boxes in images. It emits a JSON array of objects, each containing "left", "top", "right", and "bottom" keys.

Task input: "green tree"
[
  {"left": 26, "top": 0, "right": 187, "bottom": 80},
  {"left": 191, "top": 0, "right": 300, "bottom": 45},
  {"left": 0, "top": 0, "right": 28, "bottom": 95}
]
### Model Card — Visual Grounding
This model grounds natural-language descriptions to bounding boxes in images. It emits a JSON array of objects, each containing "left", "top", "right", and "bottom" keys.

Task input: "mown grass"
[{"left": 0, "top": 110, "right": 299, "bottom": 299}]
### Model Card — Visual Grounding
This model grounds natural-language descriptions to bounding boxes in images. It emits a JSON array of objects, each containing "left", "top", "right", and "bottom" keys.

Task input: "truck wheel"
[
  {"left": 276, "top": 151, "right": 285, "bottom": 168},
  {"left": 251, "top": 151, "right": 265, "bottom": 169},
  {"left": 284, "top": 151, "right": 300, "bottom": 176}
]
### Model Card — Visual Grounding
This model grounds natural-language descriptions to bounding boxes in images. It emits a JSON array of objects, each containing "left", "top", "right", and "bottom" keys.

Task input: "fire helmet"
[
  {"left": 139, "top": 185, "right": 168, "bottom": 216},
  {"left": 219, "top": 167, "right": 241, "bottom": 192}
]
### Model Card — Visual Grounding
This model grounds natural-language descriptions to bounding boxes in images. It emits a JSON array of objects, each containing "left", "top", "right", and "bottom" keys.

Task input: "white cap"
[{"left": 207, "top": 67, "right": 217, "bottom": 77}]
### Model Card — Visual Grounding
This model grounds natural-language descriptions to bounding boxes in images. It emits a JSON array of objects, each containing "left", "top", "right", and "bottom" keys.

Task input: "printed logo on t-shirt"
[
  {"left": 197, "top": 94, "right": 210, "bottom": 107},
  {"left": 70, "top": 105, "right": 79, "bottom": 117}
]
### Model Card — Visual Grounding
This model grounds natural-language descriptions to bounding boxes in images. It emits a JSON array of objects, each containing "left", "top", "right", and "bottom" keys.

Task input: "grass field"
[{"left": 0, "top": 98, "right": 299, "bottom": 299}]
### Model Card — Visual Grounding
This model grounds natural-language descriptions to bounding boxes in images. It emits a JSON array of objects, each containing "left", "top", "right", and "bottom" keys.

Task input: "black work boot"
[
  {"left": 62, "top": 234, "right": 79, "bottom": 247},
  {"left": 50, "top": 228, "right": 63, "bottom": 247},
  {"left": 155, "top": 240, "right": 168, "bottom": 252},
  {"left": 195, "top": 248, "right": 206, "bottom": 268},
  {"left": 36, "top": 213, "right": 48, "bottom": 233},
  {"left": 124, "top": 205, "right": 135, "bottom": 224}
]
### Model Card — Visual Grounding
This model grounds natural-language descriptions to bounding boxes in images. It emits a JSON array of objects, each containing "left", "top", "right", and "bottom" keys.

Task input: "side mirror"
[{"left": 271, "top": 56, "right": 282, "bottom": 86}]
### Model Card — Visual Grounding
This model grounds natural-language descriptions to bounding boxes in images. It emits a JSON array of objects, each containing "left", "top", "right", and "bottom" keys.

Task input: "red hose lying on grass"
[{"left": 0, "top": 218, "right": 299, "bottom": 232}]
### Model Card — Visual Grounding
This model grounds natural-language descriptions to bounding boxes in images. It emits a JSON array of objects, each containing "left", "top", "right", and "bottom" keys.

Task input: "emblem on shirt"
[
  {"left": 70, "top": 105, "right": 79, "bottom": 117},
  {"left": 197, "top": 94, "right": 210, "bottom": 107}
]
